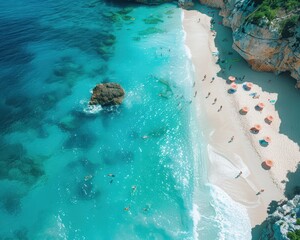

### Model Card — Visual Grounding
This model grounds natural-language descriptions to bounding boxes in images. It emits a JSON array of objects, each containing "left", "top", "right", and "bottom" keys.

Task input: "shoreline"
[{"left": 182, "top": 8, "right": 300, "bottom": 229}]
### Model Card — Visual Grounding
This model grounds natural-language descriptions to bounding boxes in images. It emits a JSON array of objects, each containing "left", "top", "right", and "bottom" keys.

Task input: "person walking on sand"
[
  {"left": 217, "top": 105, "right": 223, "bottom": 112},
  {"left": 193, "top": 81, "right": 195, "bottom": 87},
  {"left": 256, "top": 189, "right": 265, "bottom": 195},
  {"left": 206, "top": 92, "right": 211, "bottom": 98},
  {"left": 194, "top": 91, "right": 197, "bottom": 97},
  {"left": 202, "top": 74, "right": 207, "bottom": 81},
  {"left": 212, "top": 98, "right": 217, "bottom": 105},
  {"left": 235, "top": 171, "right": 242, "bottom": 178},
  {"left": 228, "top": 136, "right": 234, "bottom": 143},
  {"left": 210, "top": 77, "right": 215, "bottom": 83}
]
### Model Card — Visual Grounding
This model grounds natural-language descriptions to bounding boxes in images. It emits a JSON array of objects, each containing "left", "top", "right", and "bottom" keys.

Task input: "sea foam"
[{"left": 209, "top": 184, "right": 251, "bottom": 240}]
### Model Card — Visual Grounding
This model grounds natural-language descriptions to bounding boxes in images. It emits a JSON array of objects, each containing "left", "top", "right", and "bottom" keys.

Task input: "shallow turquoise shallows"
[{"left": 0, "top": 0, "right": 251, "bottom": 239}]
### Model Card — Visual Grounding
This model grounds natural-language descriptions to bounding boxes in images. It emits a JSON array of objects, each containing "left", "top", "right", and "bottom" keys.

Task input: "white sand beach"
[{"left": 183, "top": 9, "right": 300, "bottom": 226}]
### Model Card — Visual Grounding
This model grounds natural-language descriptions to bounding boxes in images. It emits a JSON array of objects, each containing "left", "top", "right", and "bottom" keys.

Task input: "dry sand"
[{"left": 183, "top": 9, "right": 300, "bottom": 227}]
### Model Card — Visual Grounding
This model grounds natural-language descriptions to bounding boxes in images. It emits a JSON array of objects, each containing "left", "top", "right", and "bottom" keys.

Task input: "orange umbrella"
[
  {"left": 228, "top": 76, "right": 236, "bottom": 82},
  {"left": 254, "top": 124, "right": 262, "bottom": 131},
  {"left": 264, "top": 160, "right": 273, "bottom": 167},
  {"left": 266, "top": 115, "right": 273, "bottom": 122},
  {"left": 264, "top": 136, "right": 271, "bottom": 143},
  {"left": 242, "top": 107, "right": 249, "bottom": 112},
  {"left": 246, "top": 82, "right": 253, "bottom": 89},
  {"left": 230, "top": 83, "right": 238, "bottom": 89},
  {"left": 257, "top": 102, "right": 265, "bottom": 109}
]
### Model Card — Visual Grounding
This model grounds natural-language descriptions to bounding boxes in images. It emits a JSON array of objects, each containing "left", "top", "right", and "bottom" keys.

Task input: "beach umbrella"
[
  {"left": 244, "top": 82, "right": 253, "bottom": 90},
  {"left": 239, "top": 106, "right": 249, "bottom": 115},
  {"left": 264, "top": 160, "right": 274, "bottom": 168},
  {"left": 266, "top": 115, "right": 274, "bottom": 122},
  {"left": 246, "top": 82, "right": 253, "bottom": 88},
  {"left": 254, "top": 124, "right": 262, "bottom": 131},
  {"left": 230, "top": 83, "right": 238, "bottom": 89},
  {"left": 242, "top": 107, "right": 249, "bottom": 112},
  {"left": 263, "top": 136, "right": 271, "bottom": 143},
  {"left": 228, "top": 76, "right": 236, "bottom": 82},
  {"left": 257, "top": 102, "right": 265, "bottom": 109}
]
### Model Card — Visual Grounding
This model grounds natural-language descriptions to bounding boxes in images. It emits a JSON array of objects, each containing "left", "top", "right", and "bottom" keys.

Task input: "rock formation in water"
[
  {"left": 199, "top": 0, "right": 300, "bottom": 87},
  {"left": 261, "top": 195, "right": 300, "bottom": 240},
  {"left": 89, "top": 83, "right": 125, "bottom": 107}
]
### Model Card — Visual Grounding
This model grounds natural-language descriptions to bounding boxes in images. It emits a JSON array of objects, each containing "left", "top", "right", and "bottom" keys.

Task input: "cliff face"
[
  {"left": 261, "top": 195, "right": 300, "bottom": 240},
  {"left": 201, "top": 0, "right": 300, "bottom": 87}
]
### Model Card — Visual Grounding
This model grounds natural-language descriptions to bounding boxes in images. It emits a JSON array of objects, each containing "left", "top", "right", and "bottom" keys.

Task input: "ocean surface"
[{"left": 0, "top": 0, "right": 251, "bottom": 239}]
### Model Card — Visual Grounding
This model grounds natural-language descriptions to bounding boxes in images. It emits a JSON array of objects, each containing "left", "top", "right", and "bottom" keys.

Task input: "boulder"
[{"left": 89, "top": 83, "right": 125, "bottom": 106}]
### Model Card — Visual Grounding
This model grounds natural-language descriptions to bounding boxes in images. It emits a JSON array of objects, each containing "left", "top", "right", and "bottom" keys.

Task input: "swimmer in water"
[
  {"left": 124, "top": 206, "right": 130, "bottom": 211},
  {"left": 84, "top": 175, "right": 93, "bottom": 181},
  {"left": 131, "top": 185, "right": 137, "bottom": 192}
]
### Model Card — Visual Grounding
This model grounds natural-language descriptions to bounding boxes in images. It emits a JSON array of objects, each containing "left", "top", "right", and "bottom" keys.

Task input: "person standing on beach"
[
  {"left": 235, "top": 171, "right": 242, "bottom": 178},
  {"left": 202, "top": 74, "right": 207, "bottom": 81},
  {"left": 193, "top": 81, "right": 195, "bottom": 87},
  {"left": 217, "top": 105, "right": 222, "bottom": 112},
  {"left": 210, "top": 77, "right": 215, "bottom": 83},
  {"left": 194, "top": 91, "right": 197, "bottom": 97},
  {"left": 256, "top": 189, "right": 265, "bottom": 195},
  {"left": 206, "top": 92, "right": 211, "bottom": 98},
  {"left": 228, "top": 136, "right": 234, "bottom": 143},
  {"left": 212, "top": 98, "right": 217, "bottom": 105}
]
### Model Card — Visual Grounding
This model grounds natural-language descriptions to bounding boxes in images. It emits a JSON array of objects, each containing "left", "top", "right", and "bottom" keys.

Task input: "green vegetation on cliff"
[
  {"left": 253, "top": 0, "right": 300, "bottom": 11},
  {"left": 287, "top": 229, "right": 300, "bottom": 240},
  {"left": 248, "top": 0, "right": 300, "bottom": 24}
]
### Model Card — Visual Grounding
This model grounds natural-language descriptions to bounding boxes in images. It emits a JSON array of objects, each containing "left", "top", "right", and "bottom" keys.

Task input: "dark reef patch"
[
  {"left": 1, "top": 191, "right": 22, "bottom": 215},
  {"left": 0, "top": 142, "right": 45, "bottom": 186}
]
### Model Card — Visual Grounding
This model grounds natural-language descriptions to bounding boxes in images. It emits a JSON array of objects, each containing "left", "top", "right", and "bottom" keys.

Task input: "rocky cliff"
[
  {"left": 199, "top": 0, "right": 300, "bottom": 87},
  {"left": 261, "top": 195, "right": 300, "bottom": 240}
]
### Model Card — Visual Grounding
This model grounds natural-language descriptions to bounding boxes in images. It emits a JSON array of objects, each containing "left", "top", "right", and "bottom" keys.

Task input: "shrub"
[
  {"left": 248, "top": 0, "right": 300, "bottom": 25},
  {"left": 287, "top": 229, "right": 300, "bottom": 240}
]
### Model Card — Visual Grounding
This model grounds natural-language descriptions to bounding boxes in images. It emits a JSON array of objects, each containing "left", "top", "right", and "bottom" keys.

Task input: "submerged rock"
[
  {"left": 138, "top": 27, "right": 165, "bottom": 35},
  {"left": 143, "top": 16, "right": 163, "bottom": 24},
  {"left": 89, "top": 83, "right": 125, "bottom": 107}
]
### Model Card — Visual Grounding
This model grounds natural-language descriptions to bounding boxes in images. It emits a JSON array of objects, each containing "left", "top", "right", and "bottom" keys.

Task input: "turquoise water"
[{"left": 0, "top": 1, "right": 252, "bottom": 239}]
